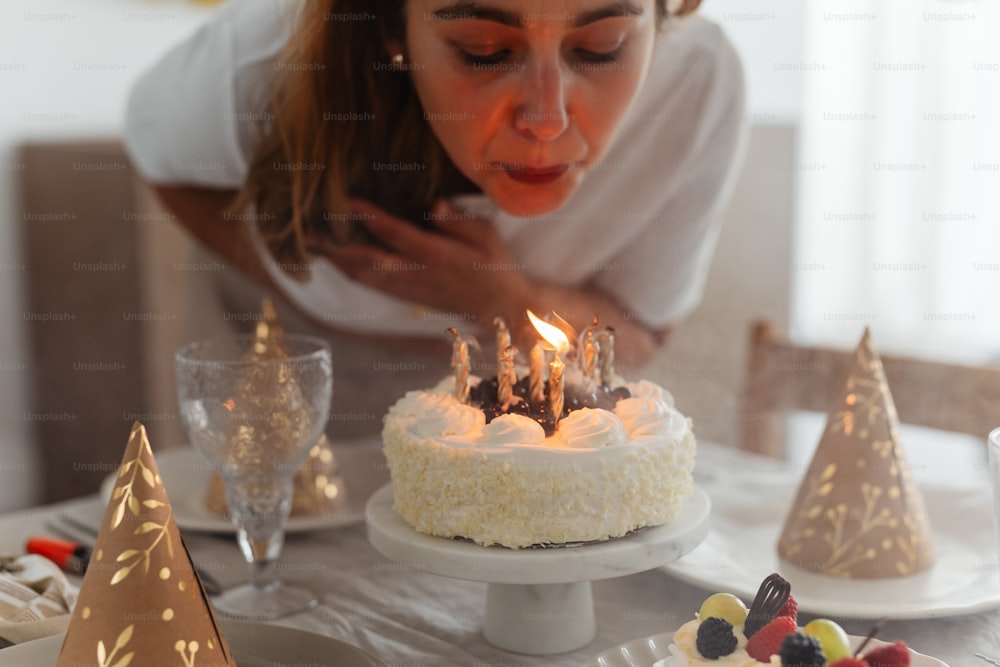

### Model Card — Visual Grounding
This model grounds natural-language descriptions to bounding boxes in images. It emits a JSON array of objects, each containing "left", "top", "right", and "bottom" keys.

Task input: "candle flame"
[{"left": 526, "top": 310, "right": 569, "bottom": 354}]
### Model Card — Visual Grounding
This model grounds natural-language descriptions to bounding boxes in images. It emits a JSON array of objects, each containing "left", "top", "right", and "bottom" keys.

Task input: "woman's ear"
[
  {"left": 383, "top": 37, "right": 405, "bottom": 61},
  {"left": 379, "top": 1, "right": 408, "bottom": 62}
]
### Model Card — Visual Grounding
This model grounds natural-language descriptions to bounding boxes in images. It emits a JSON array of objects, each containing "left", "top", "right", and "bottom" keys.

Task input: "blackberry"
[
  {"left": 778, "top": 632, "right": 825, "bottom": 667},
  {"left": 696, "top": 617, "right": 738, "bottom": 659}
]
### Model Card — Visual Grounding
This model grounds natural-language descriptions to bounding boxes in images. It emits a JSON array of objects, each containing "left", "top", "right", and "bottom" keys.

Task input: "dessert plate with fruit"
[{"left": 581, "top": 574, "right": 949, "bottom": 667}]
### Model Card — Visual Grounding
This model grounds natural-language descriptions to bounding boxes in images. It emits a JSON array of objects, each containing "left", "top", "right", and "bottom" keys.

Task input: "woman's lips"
[{"left": 501, "top": 163, "right": 570, "bottom": 185}]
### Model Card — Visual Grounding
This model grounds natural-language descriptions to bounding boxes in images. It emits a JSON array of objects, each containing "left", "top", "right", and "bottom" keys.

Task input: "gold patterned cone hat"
[
  {"left": 205, "top": 434, "right": 344, "bottom": 516},
  {"left": 777, "top": 329, "right": 936, "bottom": 578},
  {"left": 58, "top": 423, "right": 235, "bottom": 667},
  {"left": 244, "top": 296, "right": 290, "bottom": 362},
  {"left": 205, "top": 298, "right": 344, "bottom": 516}
]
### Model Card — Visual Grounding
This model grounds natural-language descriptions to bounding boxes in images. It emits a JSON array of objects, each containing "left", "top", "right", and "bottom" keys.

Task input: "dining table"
[{"left": 0, "top": 434, "right": 997, "bottom": 666}]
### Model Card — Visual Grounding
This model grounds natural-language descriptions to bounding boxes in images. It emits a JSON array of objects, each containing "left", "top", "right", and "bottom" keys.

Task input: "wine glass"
[{"left": 175, "top": 334, "right": 332, "bottom": 620}]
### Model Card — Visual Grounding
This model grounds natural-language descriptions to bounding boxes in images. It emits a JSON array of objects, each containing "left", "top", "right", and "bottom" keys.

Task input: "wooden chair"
[{"left": 739, "top": 320, "right": 1000, "bottom": 458}]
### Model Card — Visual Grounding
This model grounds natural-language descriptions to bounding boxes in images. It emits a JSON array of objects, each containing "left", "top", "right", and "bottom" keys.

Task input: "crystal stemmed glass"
[{"left": 175, "top": 334, "right": 332, "bottom": 620}]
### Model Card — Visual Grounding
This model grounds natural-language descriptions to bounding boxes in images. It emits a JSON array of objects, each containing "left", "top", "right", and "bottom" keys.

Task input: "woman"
[{"left": 125, "top": 0, "right": 745, "bottom": 438}]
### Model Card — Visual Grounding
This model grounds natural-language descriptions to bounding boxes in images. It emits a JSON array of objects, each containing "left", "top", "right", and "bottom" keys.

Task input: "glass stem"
[
  {"left": 250, "top": 557, "right": 278, "bottom": 591},
  {"left": 236, "top": 527, "right": 285, "bottom": 591},
  {"left": 226, "top": 475, "right": 292, "bottom": 591}
]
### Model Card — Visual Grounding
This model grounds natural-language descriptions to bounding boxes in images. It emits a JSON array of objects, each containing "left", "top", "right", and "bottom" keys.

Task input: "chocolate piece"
[{"left": 744, "top": 573, "right": 791, "bottom": 638}]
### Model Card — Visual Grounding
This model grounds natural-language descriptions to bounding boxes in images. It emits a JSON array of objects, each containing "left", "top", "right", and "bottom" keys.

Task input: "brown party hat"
[
  {"left": 58, "top": 423, "right": 235, "bottom": 667},
  {"left": 777, "top": 330, "right": 936, "bottom": 578},
  {"left": 244, "top": 296, "right": 289, "bottom": 362},
  {"left": 205, "top": 434, "right": 345, "bottom": 517}
]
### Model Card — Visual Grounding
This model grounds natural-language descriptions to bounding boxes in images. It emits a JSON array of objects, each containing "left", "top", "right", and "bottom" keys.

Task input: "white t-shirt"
[{"left": 124, "top": 0, "right": 747, "bottom": 338}]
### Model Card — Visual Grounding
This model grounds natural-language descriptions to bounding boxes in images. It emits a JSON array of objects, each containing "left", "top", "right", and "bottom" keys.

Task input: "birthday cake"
[{"left": 381, "top": 315, "right": 696, "bottom": 549}]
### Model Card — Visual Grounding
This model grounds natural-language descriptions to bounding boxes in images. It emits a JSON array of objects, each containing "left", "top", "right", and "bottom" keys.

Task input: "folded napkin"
[{"left": 0, "top": 554, "right": 78, "bottom": 647}]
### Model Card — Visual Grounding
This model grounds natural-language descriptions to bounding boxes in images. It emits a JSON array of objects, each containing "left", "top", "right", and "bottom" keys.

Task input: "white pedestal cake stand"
[{"left": 366, "top": 484, "right": 711, "bottom": 656}]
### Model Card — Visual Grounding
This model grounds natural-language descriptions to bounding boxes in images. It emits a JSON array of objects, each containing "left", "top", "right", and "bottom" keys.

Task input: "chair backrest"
[{"left": 739, "top": 321, "right": 1000, "bottom": 458}]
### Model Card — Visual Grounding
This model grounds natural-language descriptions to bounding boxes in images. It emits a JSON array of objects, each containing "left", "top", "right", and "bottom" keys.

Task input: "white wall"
[{"left": 699, "top": 0, "right": 806, "bottom": 124}]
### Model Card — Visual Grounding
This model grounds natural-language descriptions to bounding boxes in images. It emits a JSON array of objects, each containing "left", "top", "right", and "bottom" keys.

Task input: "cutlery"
[
  {"left": 45, "top": 514, "right": 226, "bottom": 596},
  {"left": 976, "top": 654, "right": 1000, "bottom": 666}
]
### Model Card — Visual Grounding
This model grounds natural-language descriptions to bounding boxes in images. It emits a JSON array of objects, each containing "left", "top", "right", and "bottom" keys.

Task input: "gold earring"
[{"left": 391, "top": 53, "right": 405, "bottom": 68}]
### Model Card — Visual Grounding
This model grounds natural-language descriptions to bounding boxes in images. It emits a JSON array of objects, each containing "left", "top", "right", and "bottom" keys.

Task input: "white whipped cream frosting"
[
  {"left": 614, "top": 396, "right": 674, "bottom": 437},
  {"left": 397, "top": 391, "right": 486, "bottom": 437},
  {"left": 627, "top": 379, "right": 675, "bottom": 406},
  {"left": 386, "top": 375, "right": 691, "bottom": 453},
  {"left": 557, "top": 408, "right": 626, "bottom": 449},
  {"left": 482, "top": 413, "right": 545, "bottom": 445}
]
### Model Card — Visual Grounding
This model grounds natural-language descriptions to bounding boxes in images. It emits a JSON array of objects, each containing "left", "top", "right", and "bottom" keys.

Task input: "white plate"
[
  {"left": 660, "top": 451, "right": 1000, "bottom": 619},
  {"left": 580, "top": 631, "right": 949, "bottom": 667},
  {"left": 0, "top": 620, "right": 382, "bottom": 666},
  {"left": 100, "top": 447, "right": 366, "bottom": 534}
]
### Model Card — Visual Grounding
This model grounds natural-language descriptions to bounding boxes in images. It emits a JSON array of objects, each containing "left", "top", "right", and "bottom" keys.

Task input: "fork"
[
  {"left": 46, "top": 513, "right": 226, "bottom": 597},
  {"left": 976, "top": 654, "right": 1000, "bottom": 666}
]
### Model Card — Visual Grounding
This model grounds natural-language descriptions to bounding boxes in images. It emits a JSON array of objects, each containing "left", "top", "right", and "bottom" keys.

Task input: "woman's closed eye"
[
  {"left": 456, "top": 45, "right": 626, "bottom": 68},
  {"left": 458, "top": 48, "right": 513, "bottom": 67},
  {"left": 572, "top": 45, "right": 624, "bottom": 64}
]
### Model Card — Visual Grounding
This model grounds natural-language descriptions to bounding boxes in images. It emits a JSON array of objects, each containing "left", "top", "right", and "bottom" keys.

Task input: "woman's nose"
[{"left": 513, "top": 58, "right": 571, "bottom": 142}]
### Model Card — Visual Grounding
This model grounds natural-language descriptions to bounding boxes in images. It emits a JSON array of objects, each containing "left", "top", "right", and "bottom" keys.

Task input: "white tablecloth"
[{"left": 0, "top": 440, "right": 997, "bottom": 666}]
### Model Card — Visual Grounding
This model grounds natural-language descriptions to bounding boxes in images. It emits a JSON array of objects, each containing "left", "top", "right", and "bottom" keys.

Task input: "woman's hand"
[{"left": 309, "top": 198, "right": 530, "bottom": 323}]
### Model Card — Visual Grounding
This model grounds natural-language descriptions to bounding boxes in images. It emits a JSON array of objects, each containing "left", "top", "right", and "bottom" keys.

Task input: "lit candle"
[
  {"left": 529, "top": 342, "right": 545, "bottom": 405},
  {"left": 527, "top": 310, "right": 570, "bottom": 426},
  {"left": 494, "top": 317, "right": 512, "bottom": 408},
  {"left": 581, "top": 315, "right": 599, "bottom": 381},
  {"left": 447, "top": 327, "right": 470, "bottom": 403},
  {"left": 550, "top": 354, "right": 564, "bottom": 425},
  {"left": 494, "top": 316, "right": 511, "bottom": 357},
  {"left": 597, "top": 327, "right": 615, "bottom": 387},
  {"left": 498, "top": 345, "right": 516, "bottom": 411}
]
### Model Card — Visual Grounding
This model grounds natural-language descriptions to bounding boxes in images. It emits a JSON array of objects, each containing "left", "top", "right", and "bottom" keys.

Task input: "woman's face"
[{"left": 403, "top": 0, "right": 658, "bottom": 217}]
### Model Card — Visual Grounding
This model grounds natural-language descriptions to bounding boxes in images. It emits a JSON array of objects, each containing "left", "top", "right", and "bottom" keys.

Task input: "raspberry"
[
  {"left": 777, "top": 594, "right": 798, "bottom": 621},
  {"left": 696, "top": 617, "right": 738, "bottom": 659},
  {"left": 745, "top": 615, "right": 797, "bottom": 663},
  {"left": 779, "top": 631, "right": 825, "bottom": 667},
  {"left": 864, "top": 641, "right": 911, "bottom": 667},
  {"left": 830, "top": 659, "right": 871, "bottom": 667}
]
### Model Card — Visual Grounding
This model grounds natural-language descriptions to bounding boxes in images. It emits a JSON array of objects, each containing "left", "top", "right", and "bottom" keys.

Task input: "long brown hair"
[{"left": 236, "top": 0, "right": 703, "bottom": 280}]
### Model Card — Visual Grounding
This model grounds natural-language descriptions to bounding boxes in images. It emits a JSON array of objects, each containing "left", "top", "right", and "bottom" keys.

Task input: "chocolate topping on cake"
[{"left": 470, "top": 375, "right": 631, "bottom": 435}]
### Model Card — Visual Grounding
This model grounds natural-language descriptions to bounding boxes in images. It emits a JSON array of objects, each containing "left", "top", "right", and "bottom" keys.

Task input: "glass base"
[{"left": 211, "top": 581, "right": 319, "bottom": 621}]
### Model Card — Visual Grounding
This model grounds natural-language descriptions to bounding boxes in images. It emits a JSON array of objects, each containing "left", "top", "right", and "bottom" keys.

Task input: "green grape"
[
  {"left": 698, "top": 593, "right": 749, "bottom": 627},
  {"left": 803, "top": 619, "right": 851, "bottom": 662}
]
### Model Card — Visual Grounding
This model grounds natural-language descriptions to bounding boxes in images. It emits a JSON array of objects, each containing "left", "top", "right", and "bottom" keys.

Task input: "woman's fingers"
[
  {"left": 323, "top": 243, "right": 429, "bottom": 298},
  {"left": 349, "top": 197, "right": 502, "bottom": 260},
  {"left": 347, "top": 199, "right": 444, "bottom": 257},
  {"left": 426, "top": 199, "right": 506, "bottom": 253}
]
